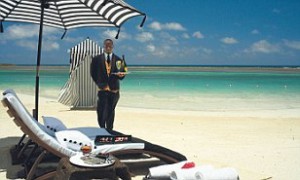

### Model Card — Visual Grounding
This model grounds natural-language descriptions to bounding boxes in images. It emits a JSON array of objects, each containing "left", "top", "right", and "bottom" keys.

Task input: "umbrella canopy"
[
  {"left": 0, "top": 0, "right": 146, "bottom": 36},
  {"left": 0, "top": 0, "right": 146, "bottom": 120}
]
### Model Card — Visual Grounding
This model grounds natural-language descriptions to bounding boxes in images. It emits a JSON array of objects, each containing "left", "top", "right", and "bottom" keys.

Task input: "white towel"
[
  {"left": 149, "top": 161, "right": 191, "bottom": 178},
  {"left": 170, "top": 165, "right": 214, "bottom": 180},
  {"left": 200, "top": 167, "right": 239, "bottom": 180}
]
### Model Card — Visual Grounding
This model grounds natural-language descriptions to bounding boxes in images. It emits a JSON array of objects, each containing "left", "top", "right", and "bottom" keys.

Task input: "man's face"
[{"left": 104, "top": 40, "right": 113, "bottom": 54}]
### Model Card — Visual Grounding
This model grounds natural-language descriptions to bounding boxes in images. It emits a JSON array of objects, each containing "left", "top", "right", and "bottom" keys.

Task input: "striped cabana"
[{"left": 58, "top": 38, "right": 102, "bottom": 108}]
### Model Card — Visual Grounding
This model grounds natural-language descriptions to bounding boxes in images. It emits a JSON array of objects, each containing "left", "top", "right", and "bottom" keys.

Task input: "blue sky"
[{"left": 1, "top": 0, "right": 300, "bottom": 65}]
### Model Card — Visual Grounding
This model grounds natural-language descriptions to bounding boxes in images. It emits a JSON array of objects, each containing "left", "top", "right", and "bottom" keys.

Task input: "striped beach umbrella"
[{"left": 0, "top": 0, "right": 146, "bottom": 120}]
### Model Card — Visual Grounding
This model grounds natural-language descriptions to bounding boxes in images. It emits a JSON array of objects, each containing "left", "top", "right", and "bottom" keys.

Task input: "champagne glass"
[
  {"left": 116, "top": 60, "right": 122, "bottom": 72},
  {"left": 80, "top": 142, "right": 92, "bottom": 158}
]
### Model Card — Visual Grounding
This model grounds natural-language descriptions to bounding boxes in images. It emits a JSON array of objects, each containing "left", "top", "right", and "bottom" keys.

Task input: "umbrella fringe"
[
  {"left": 115, "top": 28, "right": 121, "bottom": 39},
  {"left": 0, "top": 21, "right": 3, "bottom": 33},
  {"left": 61, "top": 29, "right": 67, "bottom": 39},
  {"left": 140, "top": 15, "right": 146, "bottom": 27}
]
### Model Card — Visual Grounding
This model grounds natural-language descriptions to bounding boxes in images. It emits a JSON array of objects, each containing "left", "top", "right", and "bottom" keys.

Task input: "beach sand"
[{"left": 1, "top": 93, "right": 300, "bottom": 180}]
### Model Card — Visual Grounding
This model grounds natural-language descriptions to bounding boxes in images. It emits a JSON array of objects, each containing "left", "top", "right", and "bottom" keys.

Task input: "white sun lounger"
[
  {"left": 2, "top": 89, "right": 187, "bottom": 179},
  {"left": 2, "top": 93, "right": 144, "bottom": 179}
]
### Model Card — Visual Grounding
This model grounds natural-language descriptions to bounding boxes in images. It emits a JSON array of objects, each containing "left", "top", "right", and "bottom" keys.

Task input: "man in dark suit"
[{"left": 90, "top": 39, "right": 127, "bottom": 130}]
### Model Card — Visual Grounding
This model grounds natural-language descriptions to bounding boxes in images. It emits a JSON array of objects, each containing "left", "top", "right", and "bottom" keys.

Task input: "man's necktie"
[{"left": 107, "top": 54, "right": 111, "bottom": 64}]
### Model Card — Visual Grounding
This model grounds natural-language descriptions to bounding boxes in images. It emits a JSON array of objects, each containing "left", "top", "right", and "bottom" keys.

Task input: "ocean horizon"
[
  {"left": 1, "top": 65, "right": 300, "bottom": 111},
  {"left": 1, "top": 63, "right": 300, "bottom": 67}
]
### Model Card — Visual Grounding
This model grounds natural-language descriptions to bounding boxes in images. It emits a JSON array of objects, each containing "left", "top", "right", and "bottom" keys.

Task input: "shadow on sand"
[
  {"left": 0, "top": 136, "right": 24, "bottom": 179},
  {"left": 0, "top": 136, "right": 165, "bottom": 179}
]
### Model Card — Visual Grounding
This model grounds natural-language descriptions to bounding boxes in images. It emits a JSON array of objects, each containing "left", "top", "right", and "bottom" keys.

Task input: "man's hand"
[
  {"left": 103, "top": 85, "right": 110, "bottom": 91},
  {"left": 117, "top": 72, "right": 126, "bottom": 78}
]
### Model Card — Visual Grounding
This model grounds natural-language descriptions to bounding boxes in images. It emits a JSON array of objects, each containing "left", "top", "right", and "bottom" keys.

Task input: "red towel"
[{"left": 181, "top": 162, "right": 196, "bottom": 169}]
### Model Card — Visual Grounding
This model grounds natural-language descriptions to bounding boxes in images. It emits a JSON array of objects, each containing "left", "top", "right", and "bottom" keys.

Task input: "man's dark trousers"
[{"left": 97, "top": 91, "right": 120, "bottom": 130}]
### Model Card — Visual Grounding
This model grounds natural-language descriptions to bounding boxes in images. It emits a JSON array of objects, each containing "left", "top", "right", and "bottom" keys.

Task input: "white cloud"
[
  {"left": 202, "top": 48, "right": 213, "bottom": 54},
  {"left": 2, "top": 24, "right": 60, "bottom": 51},
  {"left": 135, "top": 32, "right": 154, "bottom": 42},
  {"left": 5, "top": 24, "right": 61, "bottom": 40},
  {"left": 102, "top": 29, "right": 131, "bottom": 40},
  {"left": 121, "top": 46, "right": 135, "bottom": 52},
  {"left": 43, "top": 41, "right": 60, "bottom": 51},
  {"left": 155, "top": 45, "right": 171, "bottom": 58},
  {"left": 148, "top": 22, "right": 162, "bottom": 31},
  {"left": 164, "top": 22, "right": 186, "bottom": 31},
  {"left": 246, "top": 40, "right": 280, "bottom": 53},
  {"left": 176, "top": 46, "right": 213, "bottom": 60},
  {"left": 159, "top": 32, "right": 178, "bottom": 45},
  {"left": 182, "top": 33, "right": 190, "bottom": 39},
  {"left": 142, "top": 42, "right": 214, "bottom": 62},
  {"left": 146, "top": 44, "right": 156, "bottom": 52},
  {"left": 283, "top": 40, "right": 300, "bottom": 50},
  {"left": 16, "top": 40, "right": 59, "bottom": 51},
  {"left": 148, "top": 21, "right": 186, "bottom": 31},
  {"left": 16, "top": 40, "right": 37, "bottom": 50},
  {"left": 63, "top": 36, "right": 86, "bottom": 43},
  {"left": 251, "top": 29, "right": 260, "bottom": 34},
  {"left": 44, "top": 26, "right": 61, "bottom": 35},
  {"left": 6, "top": 24, "right": 38, "bottom": 39},
  {"left": 145, "top": 44, "right": 172, "bottom": 58},
  {"left": 102, "top": 29, "right": 119, "bottom": 39},
  {"left": 192, "top": 31, "right": 204, "bottom": 39},
  {"left": 220, "top": 37, "right": 238, "bottom": 44}
]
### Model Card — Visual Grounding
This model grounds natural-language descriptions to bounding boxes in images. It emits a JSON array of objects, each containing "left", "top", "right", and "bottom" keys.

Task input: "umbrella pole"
[{"left": 34, "top": 0, "right": 46, "bottom": 121}]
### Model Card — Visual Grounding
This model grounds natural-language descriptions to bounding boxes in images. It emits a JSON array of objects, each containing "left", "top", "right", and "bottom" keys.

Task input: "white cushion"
[
  {"left": 36, "top": 121, "right": 48, "bottom": 133},
  {"left": 69, "top": 127, "right": 111, "bottom": 140},
  {"left": 93, "top": 143, "right": 145, "bottom": 154},
  {"left": 43, "top": 116, "right": 67, "bottom": 137},
  {"left": 55, "top": 130, "right": 94, "bottom": 151}
]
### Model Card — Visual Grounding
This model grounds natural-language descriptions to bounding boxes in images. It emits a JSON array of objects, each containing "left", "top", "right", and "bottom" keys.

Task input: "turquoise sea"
[{"left": 1, "top": 65, "right": 300, "bottom": 111}]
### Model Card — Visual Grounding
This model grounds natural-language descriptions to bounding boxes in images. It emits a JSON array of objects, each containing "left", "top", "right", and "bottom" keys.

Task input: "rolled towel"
[
  {"left": 149, "top": 161, "right": 193, "bottom": 178},
  {"left": 182, "top": 162, "right": 196, "bottom": 169},
  {"left": 170, "top": 165, "right": 214, "bottom": 180},
  {"left": 198, "top": 167, "right": 239, "bottom": 180}
]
